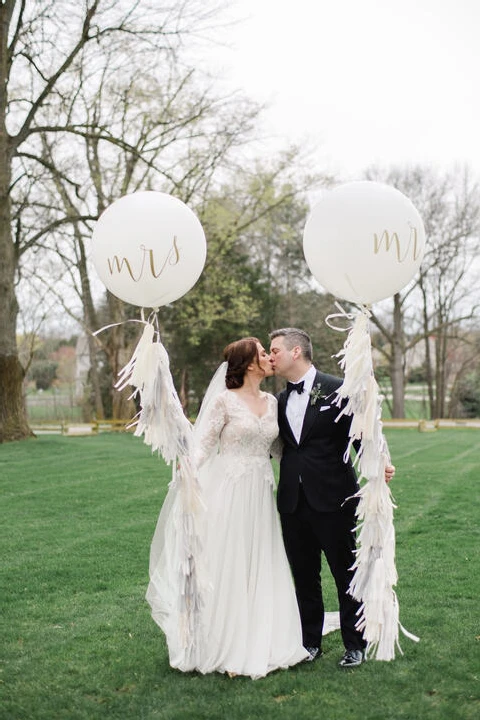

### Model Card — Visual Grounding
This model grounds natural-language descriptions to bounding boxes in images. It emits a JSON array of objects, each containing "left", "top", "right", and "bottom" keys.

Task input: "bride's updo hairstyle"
[{"left": 223, "top": 337, "right": 261, "bottom": 389}]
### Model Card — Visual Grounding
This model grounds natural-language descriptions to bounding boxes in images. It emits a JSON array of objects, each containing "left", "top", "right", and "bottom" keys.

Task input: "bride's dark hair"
[{"left": 223, "top": 337, "right": 261, "bottom": 389}]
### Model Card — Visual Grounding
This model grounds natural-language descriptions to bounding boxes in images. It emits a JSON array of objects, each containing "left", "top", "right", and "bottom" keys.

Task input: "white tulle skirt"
[{"left": 146, "top": 454, "right": 310, "bottom": 679}]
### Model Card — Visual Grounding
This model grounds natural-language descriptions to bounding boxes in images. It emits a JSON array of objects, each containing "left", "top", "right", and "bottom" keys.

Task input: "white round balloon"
[
  {"left": 92, "top": 191, "right": 207, "bottom": 308},
  {"left": 303, "top": 181, "right": 426, "bottom": 304}
]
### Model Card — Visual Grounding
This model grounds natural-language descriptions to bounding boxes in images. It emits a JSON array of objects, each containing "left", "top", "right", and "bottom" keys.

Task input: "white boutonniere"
[{"left": 309, "top": 382, "right": 325, "bottom": 406}]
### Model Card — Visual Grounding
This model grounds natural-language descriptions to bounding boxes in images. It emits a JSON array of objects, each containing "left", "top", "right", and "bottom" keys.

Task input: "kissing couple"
[{"left": 146, "top": 328, "right": 395, "bottom": 678}]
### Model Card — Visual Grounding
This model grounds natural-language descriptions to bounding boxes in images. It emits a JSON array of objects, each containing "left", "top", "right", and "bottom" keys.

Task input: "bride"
[{"left": 146, "top": 336, "right": 310, "bottom": 679}]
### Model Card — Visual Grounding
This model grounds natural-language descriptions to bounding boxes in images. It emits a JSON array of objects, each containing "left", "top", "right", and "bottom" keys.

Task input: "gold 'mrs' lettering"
[{"left": 107, "top": 236, "right": 180, "bottom": 281}]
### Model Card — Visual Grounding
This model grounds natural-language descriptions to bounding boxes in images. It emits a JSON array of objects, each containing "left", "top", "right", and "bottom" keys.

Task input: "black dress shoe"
[
  {"left": 304, "top": 646, "right": 323, "bottom": 662},
  {"left": 339, "top": 649, "right": 366, "bottom": 667}
]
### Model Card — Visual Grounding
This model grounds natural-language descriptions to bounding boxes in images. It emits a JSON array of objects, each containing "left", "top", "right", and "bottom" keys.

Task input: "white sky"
[{"left": 204, "top": 0, "right": 480, "bottom": 180}]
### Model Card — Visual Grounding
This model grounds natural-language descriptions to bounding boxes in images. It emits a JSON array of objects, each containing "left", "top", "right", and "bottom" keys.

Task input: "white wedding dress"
[{"left": 146, "top": 389, "right": 310, "bottom": 679}]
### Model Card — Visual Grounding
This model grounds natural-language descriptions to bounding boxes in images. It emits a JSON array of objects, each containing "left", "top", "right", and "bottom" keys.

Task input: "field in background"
[
  {"left": 25, "top": 383, "right": 454, "bottom": 425},
  {"left": 25, "top": 386, "right": 83, "bottom": 423}
]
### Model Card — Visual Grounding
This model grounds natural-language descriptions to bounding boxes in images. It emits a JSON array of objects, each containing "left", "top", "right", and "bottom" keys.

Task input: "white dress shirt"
[{"left": 286, "top": 365, "right": 317, "bottom": 443}]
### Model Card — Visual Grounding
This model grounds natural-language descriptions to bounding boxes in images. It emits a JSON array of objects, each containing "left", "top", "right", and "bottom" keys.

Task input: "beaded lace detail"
[{"left": 195, "top": 390, "right": 279, "bottom": 470}]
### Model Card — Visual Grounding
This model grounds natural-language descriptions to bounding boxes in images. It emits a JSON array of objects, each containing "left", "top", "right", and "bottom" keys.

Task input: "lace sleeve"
[{"left": 193, "top": 393, "right": 227, "bottom": 468}]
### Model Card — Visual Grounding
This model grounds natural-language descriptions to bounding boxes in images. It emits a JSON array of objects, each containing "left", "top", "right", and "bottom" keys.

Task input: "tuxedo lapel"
[
  {"left": 299, "top": 398, "right": 317, "bottom": 444},
  {"left": 278, "top": 390, "right": 298, "bottom": 445},
  {"left": 299, "top": 371, "right": 323, "bottom": 444}
]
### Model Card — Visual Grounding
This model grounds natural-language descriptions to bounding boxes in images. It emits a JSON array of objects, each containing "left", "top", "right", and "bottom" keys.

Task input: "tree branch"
[
  {"left": 19, "top": 213, "right": 97, "bottom": 256},
  {"left": 10, "top": 0, "right": 102, "bottom": 152}
]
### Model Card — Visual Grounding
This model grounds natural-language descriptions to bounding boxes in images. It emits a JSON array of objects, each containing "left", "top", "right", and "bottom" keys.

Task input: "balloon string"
[
  {"left": 93, "top": 307, "right": 160, "bottom": 339},
  {"left": 153, "top": 311, "right": 161, "bottom": 339},
  {"left": 325, "top": 301, "right": 372, "bottom": 332},
  {"left": 92, "top": 318, "right": 148, "bottom": 337}
]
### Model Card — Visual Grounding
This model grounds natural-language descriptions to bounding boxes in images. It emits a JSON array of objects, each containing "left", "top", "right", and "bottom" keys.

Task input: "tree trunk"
[
  {"left": 0, "top": 192, "right": 32, "bottom": 441},
  {"left": 0, "top": 8, "right": 33, "bottom": 441},
  {"left": 105, "top": 293, "right": 136, "bottom": 421},
  {"left": 87, "top": 334, "right": 105, "bottom": 420},
  {"left": 0, "top": 356, "right": 34, "bottom": 442},
  {"left": 424, "top": 341, "right": 435, "bottom": 418},
  {"left": 77, "top": 231, "right": 105, "bottom": 419},
  {"left": 419, "top": 279, "right": 435, "bottom": 419},
  {"left": 389, "top": 294, "right": 405, "bottom": 418},
  {"left": 437, "top": 323, "right": 449, "bottom": 418}
]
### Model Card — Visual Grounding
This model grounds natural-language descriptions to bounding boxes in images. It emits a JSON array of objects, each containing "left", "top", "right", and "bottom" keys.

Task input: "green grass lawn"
[{"left": 1, "top": 430, "right": 479, "bottom": 720}]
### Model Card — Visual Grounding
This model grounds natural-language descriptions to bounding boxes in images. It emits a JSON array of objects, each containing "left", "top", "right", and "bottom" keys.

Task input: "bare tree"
[
  {"left": 366, "top": 165, "right": 480, "bottom": 418},
  {"left": 0, "top": 0, "right": 242, "bottom": 440},
  {"left": 18, "top": 54, "right": 260, "bottom": 418},
  {"left": 417, "top": 171, "right": 480, "bottom": 417}
]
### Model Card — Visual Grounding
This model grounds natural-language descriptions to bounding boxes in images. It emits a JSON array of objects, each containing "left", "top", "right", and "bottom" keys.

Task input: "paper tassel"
[
  {"left": 116, "top": 320, "right": 204, "bottom": 652},
  {"left": 116, "top": 323, "right": 191, "bottom": 464},
  {"left": 328, "top": 303, "right": 419, "bottom": 660}
]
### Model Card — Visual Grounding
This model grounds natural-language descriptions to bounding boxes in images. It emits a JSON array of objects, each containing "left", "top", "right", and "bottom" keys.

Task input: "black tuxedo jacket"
[{"left": 277, "top": 370, "right": 359, "bottom": 514}]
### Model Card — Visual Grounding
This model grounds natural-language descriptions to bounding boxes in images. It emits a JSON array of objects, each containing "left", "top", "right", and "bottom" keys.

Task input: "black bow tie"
[{"left": 286, "top": 380, "right": 305, "bottom": 396}]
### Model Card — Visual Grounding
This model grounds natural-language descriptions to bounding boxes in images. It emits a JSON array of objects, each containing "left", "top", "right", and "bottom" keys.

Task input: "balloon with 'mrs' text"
[
  {"left": 303, "top": 181, "right": 426, "bottom": 305},
  {"left": 91, "top": 191, "right": 207, "bottom": 308}
]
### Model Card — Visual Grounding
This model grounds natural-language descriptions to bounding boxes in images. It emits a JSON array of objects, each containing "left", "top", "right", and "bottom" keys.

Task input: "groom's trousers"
[{"left": 280, "top": 484, "right": 366, "bottom": 652}]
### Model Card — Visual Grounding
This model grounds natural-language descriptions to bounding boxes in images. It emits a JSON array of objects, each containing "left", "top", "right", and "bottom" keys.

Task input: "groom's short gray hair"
[{"left": 269, "top": 327, "right": 313, "bottom": 362}]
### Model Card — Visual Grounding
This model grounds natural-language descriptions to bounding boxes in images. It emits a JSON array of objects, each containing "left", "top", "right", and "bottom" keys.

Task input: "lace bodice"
[{"left": 194, "top": 390, "right": 279, "bottom": 468}]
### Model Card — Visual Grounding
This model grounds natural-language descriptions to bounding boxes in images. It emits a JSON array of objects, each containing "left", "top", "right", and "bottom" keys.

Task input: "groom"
[{"left": 269, "top": 327, "right": 394, "bottom": 668}]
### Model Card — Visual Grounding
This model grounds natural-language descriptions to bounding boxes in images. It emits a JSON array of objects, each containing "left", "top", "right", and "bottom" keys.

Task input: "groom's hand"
[{"left": 385, "top": 465, "right": 395, "bottom": 483}]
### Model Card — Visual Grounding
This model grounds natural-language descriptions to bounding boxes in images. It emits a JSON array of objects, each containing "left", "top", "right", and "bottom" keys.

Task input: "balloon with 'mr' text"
[
  {"left": 92, "top": 191, "right": 207, "bottom": 308},
  {"left": 303, "top": 181, "right": 426, "bottom": 305}
]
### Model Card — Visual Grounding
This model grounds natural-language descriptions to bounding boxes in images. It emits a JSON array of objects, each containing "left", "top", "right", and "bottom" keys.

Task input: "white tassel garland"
[
  {"left": 115, "top": 319, "right": 204, "bottom": 653},
  {"left": 328, "top": 303, "right": 419, "bottom": 660}
]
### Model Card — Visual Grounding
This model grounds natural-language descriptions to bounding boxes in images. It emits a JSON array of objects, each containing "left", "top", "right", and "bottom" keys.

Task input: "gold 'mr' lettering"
[{"left": 373, "top": 225, "right": 420, "bottom": 263}]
